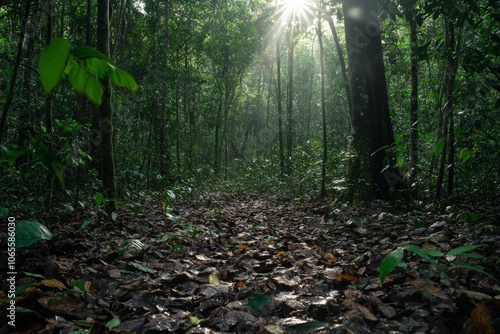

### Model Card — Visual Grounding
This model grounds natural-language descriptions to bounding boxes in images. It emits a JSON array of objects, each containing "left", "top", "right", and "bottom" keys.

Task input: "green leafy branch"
[
  {"left": 39, "top": 38, "right": 137, "bottom": 105},
  {"left": 379, "top": 244, "right": 490, "bottom": 284}
]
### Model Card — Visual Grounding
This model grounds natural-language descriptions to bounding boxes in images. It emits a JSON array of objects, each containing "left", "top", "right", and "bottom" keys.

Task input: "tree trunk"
[
  {"left": 17, "top": 0, "right": 38, "bottom": 165},
  {"left": 324, "top": 10, "right": 352, "bottom": 119},
  {"left": 97, "top": 0, "right": 117, "bottom": 213},
  {"left": 0, "top": 0, "right": 31, "bottom": 143},
  {"left": 435, "top": 13, "right": 465, "bottom": 201},
  {"left": 318, "top": 5, "right": 328, "bottom": 198},
  {"left": 45, "top": 0, "right": 55, "bottom": 211},
  {"left": 214, "top": 85, "right": 223, "bottom": 175},
  {"left": 286, "top": 26, "right": 294, "bottom": 175},
  {"left": 275, "top": 38, "right": 285, "bottom": 175},
  {"left": 343, "top": 0, "right": 403, "bottom": 201},
  {"left": 159, "top": 0, "right": 170, "bottom": 178},
  {"left": 409, "top": 10, "right": 419, "bottom": 196}
]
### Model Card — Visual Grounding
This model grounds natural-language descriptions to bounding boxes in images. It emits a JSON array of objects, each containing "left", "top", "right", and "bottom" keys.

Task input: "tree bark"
[
  {"left": 0, "top": 0, "right": 31, "bottom": 143},
  {"left": 286, "top": 25, "right": 294, "bottom": 175},
  {"left": 409, "top": 10, "right": 419, "bottom": 196},
  {"left": 275, "top": 38, "right": 285, "bottom": 175},
  {"left": 17, "top": 0, "right": 38, "bottom": 165},
  {"left": 318, "top": 5, "right": 328, "bottom": 198},
  {"left": 435, "top": 12, "right": 465, "bottom": 201},
  {"left": 97, "top": 0, "right": 117, "bottom": 213},
  {"left": 324, "top": 10, "right": 352, "bottom": 119},
  {"left": 343, "top": 0, "right": 403, "bottom": 201}
]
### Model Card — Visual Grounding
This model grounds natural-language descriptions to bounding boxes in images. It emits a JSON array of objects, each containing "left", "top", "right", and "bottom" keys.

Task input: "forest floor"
[{"left": 1, "top": 193, "right": 500, "bottom": 334}]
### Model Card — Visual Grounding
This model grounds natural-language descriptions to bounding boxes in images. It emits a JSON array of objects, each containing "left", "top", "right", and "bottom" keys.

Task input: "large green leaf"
[
  {"left": 379, "top": 247, "right": 404, "bottom": 284},
  {"left": 403, "top": 244, "right": 438, "bottom": 263},
  {"left": 83, "top": 58, "right": 112, "bottom": 78},
  {"left": 422, "top": 248, "right": 445, "bottom": 258},
  {"left": 73, "top": 45, "right": 114, "bottom": 63},
  {"left": 434, "top": 140, "right": 445, "bottom": 155},
  {"left": 446, "top": 244, "right": 486, "bottom": 258},
  {"left": 39, "top": 38, "right": 71, "bottom": 93},
  {"left": 109, "top": 66, "right": 138, "bottom": 91},
  {"left": 65, "top": 56, "right": 104, "bottom": 105},
  {"left": 15, "top": 220, "right": 53, "bottom": 248}
]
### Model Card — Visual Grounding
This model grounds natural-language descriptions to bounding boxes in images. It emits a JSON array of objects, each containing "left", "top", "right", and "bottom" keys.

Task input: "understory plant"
[{"left": 379, "top": 243, "right": 490, "bottom": 284}]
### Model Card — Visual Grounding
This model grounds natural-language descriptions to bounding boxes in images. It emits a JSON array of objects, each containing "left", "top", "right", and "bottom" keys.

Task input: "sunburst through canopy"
[{"left": 277, "top": 0, "right": 313, "bottom": 25}]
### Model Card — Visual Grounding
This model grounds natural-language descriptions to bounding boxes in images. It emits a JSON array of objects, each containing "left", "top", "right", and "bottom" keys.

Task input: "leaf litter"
[{"left": 0, "top": 194, "right": 499, "bottom": 333}]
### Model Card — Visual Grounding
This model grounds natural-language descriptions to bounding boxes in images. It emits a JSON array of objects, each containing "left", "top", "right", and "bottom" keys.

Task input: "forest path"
[{"left": 3, "top": 194, "right": 499, "bottom": 333}]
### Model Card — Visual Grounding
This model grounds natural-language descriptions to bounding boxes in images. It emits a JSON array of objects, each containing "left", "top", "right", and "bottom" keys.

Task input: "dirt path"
[{"left": 2, "top": 194, "right": 499, "bottom": 333}]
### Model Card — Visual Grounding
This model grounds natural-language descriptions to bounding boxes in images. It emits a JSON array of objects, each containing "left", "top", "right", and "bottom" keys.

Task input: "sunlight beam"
[{"left": 277, "top": 0, "right": 313, "bottom": 26}]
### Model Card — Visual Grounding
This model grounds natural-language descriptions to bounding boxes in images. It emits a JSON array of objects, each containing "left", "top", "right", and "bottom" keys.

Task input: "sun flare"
[
  {"left": 277, "top": 0, "right": 313, "bottom": 24},
  {"left": 286, "top": 0, "right": 308, "bottom": 12}
]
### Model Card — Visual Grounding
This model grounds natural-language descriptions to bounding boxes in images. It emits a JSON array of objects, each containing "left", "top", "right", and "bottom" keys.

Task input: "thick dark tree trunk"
[
  {"left": 343, "top": 0, "right": 403, "bottom": 201},
  {"left": 97, "top": 0, "right": 117, "bottom": 213}
]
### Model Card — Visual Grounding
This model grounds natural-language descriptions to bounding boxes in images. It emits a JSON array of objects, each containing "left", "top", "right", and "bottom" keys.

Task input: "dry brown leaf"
[
  {"left": 325, "top": 252, "right": 336, "bottom": 262},
  {"left": 41, "top": 279, "right": 65, "bottom": 289}
]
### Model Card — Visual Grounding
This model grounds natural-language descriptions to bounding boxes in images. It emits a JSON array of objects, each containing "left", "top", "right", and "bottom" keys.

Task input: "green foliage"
[
  {"left": 379, "top": 247, "right": 405, "bottom": 284},
  {"left": 105, "top": 319, "right": 121, "bottom": 330},
  {"left": 93, "top": 192, "right": 117, "bottom": 220},
  {"left": 2, "top": 0, "right": 499, "bottom": 213},
  {"left": 39, "top": 38, "right": 137, "bottom": 105},
  {"left": 14, "top": 220, "right": 53, "bottom": 248},
  {"left": 379, "top": 243, "right": 489, "bottom": 284},
  {"left": 118, "top": 239, "right": 145, "bottom": 256},
  {"left": 1, "top": 145, "right": 66, "bottom": 185},
  {"left": 39, "top": 38, "right": 71, "bottom": 94}
]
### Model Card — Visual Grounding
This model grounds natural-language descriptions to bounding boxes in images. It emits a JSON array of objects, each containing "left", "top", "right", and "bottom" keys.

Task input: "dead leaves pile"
[{"left": 1, "top": 195, "right": 499, "bottom": 333}]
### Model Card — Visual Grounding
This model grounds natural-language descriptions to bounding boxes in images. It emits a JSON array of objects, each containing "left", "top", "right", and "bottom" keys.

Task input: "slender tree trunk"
[
  {"left": 45, "top": 0, "right": 55, "bottom": 211},
  {"left": 17, "top": 1, "right": 38, "bottom": 165},
  {"left": 318, "top": 6, "right": 328, "bottom": 198},
  {"left": 324, "top": 11, "right": 351, "bottom": 119},
  {"left": 265, "top": 68, "right": 272, "bottom": 158},
  {"left": 214, "top": 85, "right": 223, "bottom": 175},
  {"left": 146, "top": 102, "right": 154, "bottom": 190},
  {"left": 45, "top": 0, "right": 54, "bottom": 134},
  {"left": 275, "top": 39, "right": 285, "bottom": 175},
  {"left": 286, "top": 26, "right": 294, "bottom": 175},
  {"left": 0, "top": 0, "right": 31, "bottom": 143},
  {"left": 159, "top": 0, "right": 170, "bottom": 178},
  {"left": 409, "top": 10, "right": 419, "bottom": 196},
  {"left": 175, "top": 50, "right": 181, "bottom": 177},
  {"left": 97, "top": 0, "right": 117, "bottom": 213},
  {"left": 435, "top": 13, "right": 465, "bottom": 201},
  {"left": 183, "top": 43, "right": 194, "bottom": 170},
  {"left": 306, "top": 37, "right": 315, "bottom": 137},
  {"left": 111, "top": 0, "right": 126, "bottom": 57}
]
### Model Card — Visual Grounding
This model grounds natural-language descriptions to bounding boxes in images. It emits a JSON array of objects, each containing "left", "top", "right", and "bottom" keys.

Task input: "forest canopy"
[{"left": 0, "top": 0, "right": 499, "bottom": 213}]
